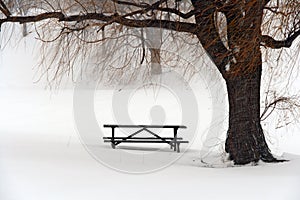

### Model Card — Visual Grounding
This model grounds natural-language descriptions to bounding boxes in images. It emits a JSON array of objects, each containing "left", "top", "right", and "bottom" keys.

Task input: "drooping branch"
[
  {"left": 112, "top": 0, "right": 197, "bottom": 19},
  {"left": 192, "top": 0, "right": 231, "bottom": 77},
  {"left": 261, "top": 29, "right": 300, "bottom": 49},
  {"left": 111, "top": 0, "right": 167, "bottom": 9},
  {"left": 155, "top": 7, "right": 198, "bottom": 19},
  {"left": 110, "top": 0, "right": 150, "bottom": 9},
  {"left": 0, "top": 11, "right": 197, "bottom": 34},
  {"left": 263, "top": 0, "right": 271, "bottom": 7},
  {"left": 0, "top": 0, "right": 198, "bottom": 33},
  {"left": 264, "top": 6, "right": 290, "bottom": 16},
  {"left": 114, "top": 15, "right": 197, "bottom": 33},
  {"left": 0, "top": 0, "right": 11, "bottom": 17}
]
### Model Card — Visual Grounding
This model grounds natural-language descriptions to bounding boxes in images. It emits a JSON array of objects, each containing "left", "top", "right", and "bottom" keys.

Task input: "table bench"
[{"left": 103, "top": 125, "right": 188, "bottom": 153}]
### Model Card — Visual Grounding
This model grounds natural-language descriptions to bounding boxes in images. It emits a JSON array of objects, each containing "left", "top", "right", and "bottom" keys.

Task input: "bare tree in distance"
[{"left": 0, "top": 0, "right": 300, "bottom": 165}]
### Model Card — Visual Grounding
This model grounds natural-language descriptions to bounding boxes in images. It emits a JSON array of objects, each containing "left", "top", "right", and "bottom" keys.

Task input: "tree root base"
[
  {"left": 225, "top": 123, "right": 288, "bottom": 165},
  {"left": 229, "top": 153, "right": 289, "bottom": 165},
  {"left": 261, "top": 157, "right": 288, "bottom": 163}
]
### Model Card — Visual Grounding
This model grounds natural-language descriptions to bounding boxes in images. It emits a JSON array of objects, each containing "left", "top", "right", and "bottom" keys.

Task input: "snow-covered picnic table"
[{"left": 103, "top": 124, "right": 188, "bottom": 152}]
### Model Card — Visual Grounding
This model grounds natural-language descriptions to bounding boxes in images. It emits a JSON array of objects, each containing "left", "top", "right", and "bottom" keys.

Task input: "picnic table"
[{"left": 103, "top": 124, "right": 188, "bottom": 153}]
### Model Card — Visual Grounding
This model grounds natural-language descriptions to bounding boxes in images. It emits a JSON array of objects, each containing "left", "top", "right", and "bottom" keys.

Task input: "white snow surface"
[
  {"left": 0, "top": 30, "right": 300, "bottom": 200},
  {"left": 1, "top": 89, "right": 300, "bottom": 200}
]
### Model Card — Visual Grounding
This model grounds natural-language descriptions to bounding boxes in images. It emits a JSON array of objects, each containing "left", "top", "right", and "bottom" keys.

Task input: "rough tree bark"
[
  {"left": 224, "top": 1, "right": 282, "bottom": 164},
  {"left": 224, "top": 53, "right": 277, "bottom": 164}
]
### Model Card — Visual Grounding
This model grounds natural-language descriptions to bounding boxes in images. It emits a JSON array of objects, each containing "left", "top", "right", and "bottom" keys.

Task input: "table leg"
[
  {"left": 111, "top": 127, "right": 115, "bottom": 149},
  {"left": 173, "top": 127, "right": 178, "bottom": 152}
]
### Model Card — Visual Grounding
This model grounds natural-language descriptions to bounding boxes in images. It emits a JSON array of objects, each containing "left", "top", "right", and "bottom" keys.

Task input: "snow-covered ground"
[
  {"left": 1, "top": 30, "right": 300, "bottom": 200},
  {"left": 1, "top": 89, "right": 300, "bottom": 200}
]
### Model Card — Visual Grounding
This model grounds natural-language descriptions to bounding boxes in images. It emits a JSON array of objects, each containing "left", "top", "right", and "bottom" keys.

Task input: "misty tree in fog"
[{"left": 0, "top": 0, "right": 299, "bottom": 164}]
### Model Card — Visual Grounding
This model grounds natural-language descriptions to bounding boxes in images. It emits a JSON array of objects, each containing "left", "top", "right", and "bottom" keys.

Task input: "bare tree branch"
[
  {"left": 0, "top": 0, "right": 11, "bottom": 17},
  {"left": 0, "top": 12, "right": 197, "bottom": 34},
  {"left": 111, "top": 0, "right": 167, "bottom": 10},
  {"left": 111, "top": 0, "right": 151, "bottom": 9},
  {"left": 261, "top": 96, "right": 289, "bottom": 121},
  {"left": 156, "top": 7, "right": 197, "bottom": 19},
  {"left": 264, "top": 6, "right": 291, "bottom": 16},
  {"left": 261, "top": 29, "right": 300, "bottom": 49},
  {"left": 111, "top": 0, "right": 198, "bottom": 19},
  {"left": 192, "top": 0, "right": 231, "bottom": 77}
]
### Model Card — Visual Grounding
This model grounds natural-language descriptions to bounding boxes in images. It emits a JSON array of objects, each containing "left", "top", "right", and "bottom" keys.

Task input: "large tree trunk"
[
  {"left": 191, "top": 0, "right": 287, "bottom": 165},
  {"left": 149, "top": 48, "right": 162, "bottom": 75},
  {"left": 224, "top": 51, "right": 278, "bottom": 165}
]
